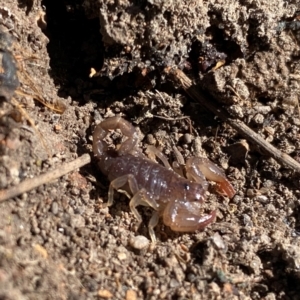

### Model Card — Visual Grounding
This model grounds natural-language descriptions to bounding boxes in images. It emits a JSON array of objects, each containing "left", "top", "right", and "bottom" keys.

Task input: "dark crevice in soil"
[
  {"left": 17, "top": 0, "right": 34, "bottom": 15},
  {"left": 42, "top": 0, "right": 103, "bottom": 101},
  {"left": 258, "top": 249, "right": 300, "bottom": 298}
]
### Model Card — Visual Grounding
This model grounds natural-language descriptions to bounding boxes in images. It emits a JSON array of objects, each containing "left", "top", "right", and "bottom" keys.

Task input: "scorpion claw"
[
  {"left": 186, "top": 157, "right": 236, "bottom": 198},
  {"left": 162, "top": 200, "right": 216, "bottom": 232},
  {"left": 217, "top": 180, "right": 236, "bottom": 198}
]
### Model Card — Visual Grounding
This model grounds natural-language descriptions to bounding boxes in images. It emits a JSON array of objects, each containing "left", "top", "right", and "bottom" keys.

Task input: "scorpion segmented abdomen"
[
  {"left": 110, "top": 155, "right": 208, "bottom": 208},
  {"left": 106, "top": 155, "right": 172, "bottom": 201}
]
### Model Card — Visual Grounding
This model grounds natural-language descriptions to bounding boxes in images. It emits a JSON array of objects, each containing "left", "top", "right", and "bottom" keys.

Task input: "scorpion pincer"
[{"left": 93, "top": 116, "right": 235, "bottom": 242}]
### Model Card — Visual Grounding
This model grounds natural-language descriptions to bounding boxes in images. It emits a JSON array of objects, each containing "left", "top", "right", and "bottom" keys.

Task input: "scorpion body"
[{"left": 93, "top": 116, "right": 235, "bottom": 242}]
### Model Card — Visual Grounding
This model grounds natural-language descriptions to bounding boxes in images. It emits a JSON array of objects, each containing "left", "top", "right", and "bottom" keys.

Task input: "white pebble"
[{"left": 129, "top": 235, "right": 150, "bottom": 250}]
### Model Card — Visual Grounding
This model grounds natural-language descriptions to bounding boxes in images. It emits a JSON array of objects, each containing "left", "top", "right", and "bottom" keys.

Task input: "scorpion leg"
[
  {"left": 146, "top": 145, "right": 172, "bottom": 170},
  {"left": 108, "top": 174, "right": 159, "bottom": 242},
  {"left": 162, "top": 199, "right": 216, "bottom": 232},
  {"left": 186, "top": 157, "right": 235, "bottom": 198},
  {"left": 148, "top": 212, "right": 159, "bottom": 243},
  {"left": 146, "top": 146, "right": 185, "bottom": 177},
  {"left": 129, "top": 189, "right": 159, "bottom": 243},
  {"left": 107, "top": 174, "right": 134, "bottom": 206}
]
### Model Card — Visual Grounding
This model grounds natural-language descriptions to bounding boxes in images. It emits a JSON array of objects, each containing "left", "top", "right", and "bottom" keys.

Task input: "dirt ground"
[{"left": 0, "top": 0, "right": 300, "bottom": 299}]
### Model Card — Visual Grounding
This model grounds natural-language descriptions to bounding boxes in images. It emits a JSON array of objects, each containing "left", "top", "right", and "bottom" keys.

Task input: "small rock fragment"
[
  {"left": 253, "top": 113, "right": 264, "bottom": 125},
  {"left": 211, "top": 232, "right": 226, "bottom": 251},
  {"left": 33, "top": 244, "right": 48, "bottom": 259},
  {"left": 51, "top": 201, "right": 59, "bottom": 215},
  {"left": 129, "top": 235, "right": 149, "bottom": 250},
  {"left": 117, "top": 252, "right": 127, "bottom": 261},
  {"left": 126, "top": 290, "right": 137, "bottom": 300},
  {"left": 98, "top": 289, "right": 113, "bottom": 298},
  {"left": 227, "top": 139, "right": 249, "bottom": 163},
  {"left": 183, "top": 133, "right": 193, "bottom": 144}
]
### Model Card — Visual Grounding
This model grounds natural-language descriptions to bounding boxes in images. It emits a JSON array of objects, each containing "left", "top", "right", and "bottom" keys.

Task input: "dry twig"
[
  {"left": 165, "top": 67, "right": 300, "bottom": 174},
  {"left": 0, "top": 154, "right": 91, "bottom": 202}
]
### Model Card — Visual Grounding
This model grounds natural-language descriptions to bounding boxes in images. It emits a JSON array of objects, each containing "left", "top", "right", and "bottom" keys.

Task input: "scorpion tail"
[
  {"left": 93, "top": 116, "right": 140, "bottom": 159},
  {"left": 162, "top": 200, "right": 216, "bottom": 232},
  {"left": 93, "top": 122, "right": 109, "bottom": 159}
]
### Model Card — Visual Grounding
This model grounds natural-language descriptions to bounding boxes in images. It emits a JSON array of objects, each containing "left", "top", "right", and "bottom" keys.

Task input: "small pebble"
[
  {"left": 292, "top": 118, "right": 300, "bottom": 126},
  {"left": 253, "top": 113, "right": 264, "bottom": 124},
  {"left": 229, "top": 105, "right": 244, "bottom": 118},
  {"left": 98, "top": 289, "right": 113, "bottom": 298},
  {"left": 254, "top": 105, "right": 271, "bottom": 114},
  {"left": 126, "top": 290, "right": 137, "bottom": 300},
  {"left": 211, "top": 232, "right": 226, "bottom": 250},
  {"left": 54, "top": 124, "right": 62, "bottom": 132},
  {"left": 246, "top": 189, "right": 256, "bottom": 198},
  {"left": 70, "top": 187, "right": 80, "bottom": 196},
  {"left": 129, "top": 235, "right": 149, "bottom": 250},
  {"left": 51, "top": 201, "right": 59, "bottom": 215},
  {"left": 146, "top": 134, "right": 156, "bottom": 145},
  {"left": 117, "top": 252, "right": 127, "bottom": 261},
  {"left": 33, "top": 244, "right": 48, "bottom": 259},
  {"left": 169, "top": 278, "right": 180, "bottom": 288},
  {"left": 243, "top": 214, "right": 253, "bottom": 227},
  {"left": 70, "top": 214, "right": 85, "bottom": 228},
  {"left": 255, "top": 195, "right": 269, "bottom": 204},
  {"left": 183, "top": 133, "right": 193, "bottom": 144}
]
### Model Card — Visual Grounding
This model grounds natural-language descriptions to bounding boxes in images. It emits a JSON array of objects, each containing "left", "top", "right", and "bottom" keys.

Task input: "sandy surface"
[{"left": 0, "top": 0, "right": 300, "bottom": 299}]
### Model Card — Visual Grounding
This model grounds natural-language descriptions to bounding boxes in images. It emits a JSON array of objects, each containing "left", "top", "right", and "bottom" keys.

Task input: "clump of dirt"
[{"left": 0, "top": 0, "right": 300, "bottom": 299}]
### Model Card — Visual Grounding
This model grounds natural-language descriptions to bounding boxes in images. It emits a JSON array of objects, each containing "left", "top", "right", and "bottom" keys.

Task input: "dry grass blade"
[{"left": 0, "top": 154, "right": 91, "bottom": 202}]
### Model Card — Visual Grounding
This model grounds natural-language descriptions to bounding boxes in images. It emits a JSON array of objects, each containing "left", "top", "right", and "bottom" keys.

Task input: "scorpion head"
[{"left": 182, "top": 181, "right": 208, "bottom": 202}]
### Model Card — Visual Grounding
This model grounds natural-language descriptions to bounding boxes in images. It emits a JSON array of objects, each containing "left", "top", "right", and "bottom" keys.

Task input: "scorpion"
[{"left": 93, "top": 116, "right": 235, "bottom": 242}]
